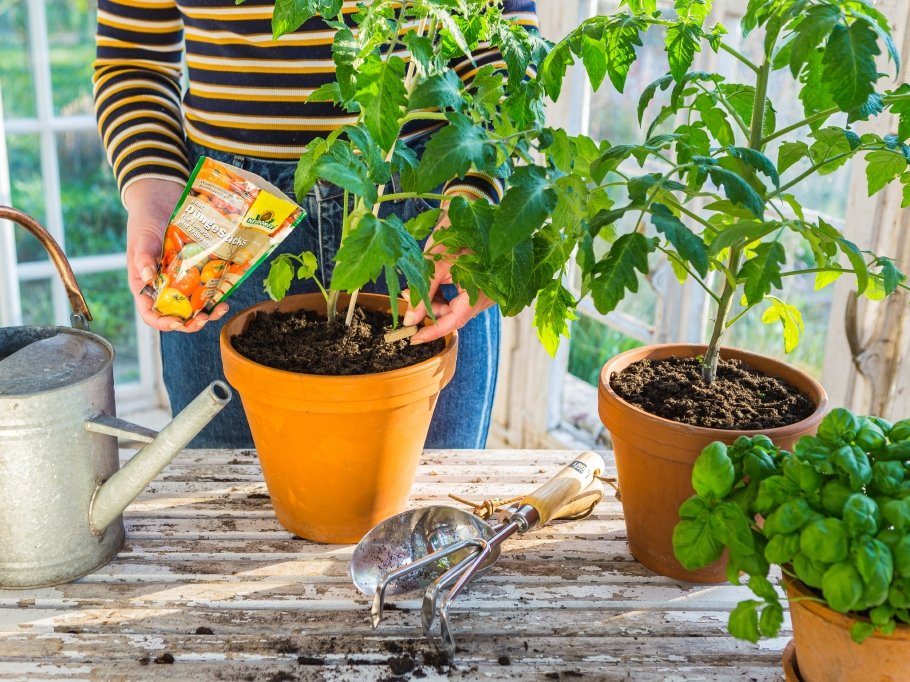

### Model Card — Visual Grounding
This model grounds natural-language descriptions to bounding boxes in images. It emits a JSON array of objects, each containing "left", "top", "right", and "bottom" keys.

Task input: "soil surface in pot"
[
  {"left": 610, "top": 356, "right": 815, "bottom": 430},
  {"left": 232, "top": 307, "right": 444, "bottom": 374}
]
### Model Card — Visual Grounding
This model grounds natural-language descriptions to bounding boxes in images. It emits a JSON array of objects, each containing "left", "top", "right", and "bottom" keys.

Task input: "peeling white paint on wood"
[{"left": 0, "top": 449, "right": 789, "bottom": 680}]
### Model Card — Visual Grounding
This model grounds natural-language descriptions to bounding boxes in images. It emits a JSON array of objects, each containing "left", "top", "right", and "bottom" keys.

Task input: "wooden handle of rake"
[
  {"left": 519, "top": 451, "right": 606, "bottom": 527},
  {"left": 550, "top": 478, "right": 605, "bottom": 522}
]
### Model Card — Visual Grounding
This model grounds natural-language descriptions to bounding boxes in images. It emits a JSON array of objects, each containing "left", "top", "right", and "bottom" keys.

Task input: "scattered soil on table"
[
  {"left": 153, "top": 652, "right": 175, "bottom": 664},
  {"left": 297, "top": 656, "right": 325, "bottom": 666},
  {"left": 195, "top": 626, "right": 214, "bottom": 635},
  {"left": 610, "top": 356, "right": 815, "bottom": 430},
  {"left": 232, "top": 307, "right": 444, "bottom": 374}
]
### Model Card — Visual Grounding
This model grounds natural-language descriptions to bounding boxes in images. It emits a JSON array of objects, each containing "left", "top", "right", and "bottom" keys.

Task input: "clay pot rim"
[
  {"left": 598, "top": 343, "right": 829, "bottom": 440},
  {"left": 220, "top": 292, "right": 457, "bottom": 383},
  {"left": 783, "top": 574, "right": 910, "bottom": 642}
]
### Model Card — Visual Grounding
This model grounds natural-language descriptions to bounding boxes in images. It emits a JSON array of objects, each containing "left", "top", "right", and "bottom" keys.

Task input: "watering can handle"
[{"left": 0, "top": 206, "right": 92, "bottom": 329}]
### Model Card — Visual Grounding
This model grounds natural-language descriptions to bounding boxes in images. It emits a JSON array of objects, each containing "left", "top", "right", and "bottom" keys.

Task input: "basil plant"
[{"left": 673, "top": 409, "right": 910, "bottom": 644}]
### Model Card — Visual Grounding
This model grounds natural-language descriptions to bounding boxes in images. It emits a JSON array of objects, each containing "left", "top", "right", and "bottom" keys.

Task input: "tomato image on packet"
[{"left": 148, "top": 157, "right": 305, "bottom": 321}]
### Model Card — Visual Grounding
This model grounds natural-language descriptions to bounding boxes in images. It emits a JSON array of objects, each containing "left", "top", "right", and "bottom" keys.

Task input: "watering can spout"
[{"left": 88, "top": 381, "right": 232, "bottom": 533}]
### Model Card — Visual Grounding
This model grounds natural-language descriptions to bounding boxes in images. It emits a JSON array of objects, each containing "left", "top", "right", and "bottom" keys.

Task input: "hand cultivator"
[{"left": 350, "top": 452, "right": 606, "bottom": 652}]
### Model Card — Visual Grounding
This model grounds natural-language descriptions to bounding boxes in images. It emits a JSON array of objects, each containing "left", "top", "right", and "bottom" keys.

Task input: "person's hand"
[
  {"left": 123, "top": 178, "right": 229, "bottom": 333},
  {"left": 402, "top": 199, "right": 495, "bottom": 344}
]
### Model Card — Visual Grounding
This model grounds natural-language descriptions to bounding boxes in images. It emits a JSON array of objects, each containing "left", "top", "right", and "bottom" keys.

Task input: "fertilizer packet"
[{"left": 145, "top": 156, "right": 305, "bottom": 321}]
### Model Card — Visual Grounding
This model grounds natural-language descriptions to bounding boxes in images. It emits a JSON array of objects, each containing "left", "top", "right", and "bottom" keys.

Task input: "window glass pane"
[
  {"left": 78, "top": 270, "right": 140, "bottom": 384},
  {"left": 19, "top": 279, "right": 53, "bottom": 326},
  {"left": 47, "top": 0, "right": 96, "bottom": 116},
  {"left": 568, "top": 317, "right": 644, "bottom": 387},
  {"left": 0, "top": 2, "right": 36, "bottom": 120},
  {"left": 8, "top": 133, "right": 48, "bottom": 262},
  {"left": 59, "top": 130, "right": 127, "bottom": 258}
]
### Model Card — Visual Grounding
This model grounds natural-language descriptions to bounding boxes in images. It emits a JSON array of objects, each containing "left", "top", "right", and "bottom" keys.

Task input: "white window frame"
[{"left": 0, "top": 0, "right": 163, "bottom": 413}]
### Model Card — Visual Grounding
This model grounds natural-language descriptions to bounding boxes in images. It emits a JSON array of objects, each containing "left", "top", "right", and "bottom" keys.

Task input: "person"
[{"left": 94, "top": 0, "right": 539, "bottom": 448}]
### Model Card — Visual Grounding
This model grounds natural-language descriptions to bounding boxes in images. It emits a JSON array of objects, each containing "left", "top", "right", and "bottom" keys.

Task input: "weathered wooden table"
[{"left": 0, "top": 449, "right": 789, "bottom": 681}]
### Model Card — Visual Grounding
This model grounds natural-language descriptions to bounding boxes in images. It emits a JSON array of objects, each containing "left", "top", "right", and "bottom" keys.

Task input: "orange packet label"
[{"left": 150, "top": 157, "right": 305, "bottom": 320}]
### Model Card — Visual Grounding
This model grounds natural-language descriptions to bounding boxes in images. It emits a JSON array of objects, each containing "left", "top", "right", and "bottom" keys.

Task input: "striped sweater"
[{"left": 93, "top": 0, "right": 539, "bottom": 203}]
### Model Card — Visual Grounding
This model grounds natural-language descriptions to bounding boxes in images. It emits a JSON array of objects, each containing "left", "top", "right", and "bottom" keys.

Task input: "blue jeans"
[{"left": 160, "top": 141, "right": 500, "bottom": 449}]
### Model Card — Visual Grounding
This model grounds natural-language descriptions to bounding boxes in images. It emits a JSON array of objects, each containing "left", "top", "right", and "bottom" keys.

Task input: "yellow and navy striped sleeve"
[
  {"left": 93, "top": 0, "right": 539, "bottom": 203},
  {"left": 94, "top": 0, "right": 189, "bottom": 197}
]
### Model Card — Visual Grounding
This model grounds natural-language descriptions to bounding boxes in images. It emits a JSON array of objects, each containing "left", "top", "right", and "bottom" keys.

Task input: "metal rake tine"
[
  {"left": 370, "top": 538, "right": 486, "bottom": 629},
  {"left": 420, "top": 540, "right": 487, "bottom": 635},
  {"left": 440, "top": 603, "right": 458, "bottom": 655}
]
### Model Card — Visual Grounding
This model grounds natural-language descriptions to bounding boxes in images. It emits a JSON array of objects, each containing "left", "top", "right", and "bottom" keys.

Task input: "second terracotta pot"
[
  {"left": 221, "top": 293, "right": 457, "bottom": 544},
  {"left": 598, "top": 344, "right": 827, "bottom": 582},
  {"left": 785, "top": 576, "right": 910, "bottom": 682}
]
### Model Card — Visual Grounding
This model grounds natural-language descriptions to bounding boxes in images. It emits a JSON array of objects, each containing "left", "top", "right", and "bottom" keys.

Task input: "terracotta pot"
[
  {"left": 220, "top": 293, "right": 457, "bottom": 543},
  {"left": 598, "top": 344, "right": 827, "bottom": 582},
  {"left": 785, "top": 576, "right": 910, "bottom": 682}
]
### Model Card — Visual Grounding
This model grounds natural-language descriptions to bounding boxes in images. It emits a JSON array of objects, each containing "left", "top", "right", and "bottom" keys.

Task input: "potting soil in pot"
[
  {"left": 610, "top": 356, "right": 815, "bottom": 430},
  {"left": 231, "top": 307, "right": 444, "bottom": 374}
]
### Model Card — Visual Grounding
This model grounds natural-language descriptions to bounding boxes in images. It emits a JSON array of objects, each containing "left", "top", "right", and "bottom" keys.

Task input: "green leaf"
[
  {"left": 603, "top": 15, "right": 645, "bottom": 92},
  {"left": 271, "top": 0, "right": 336, "bottom": 39},
  {"left": 403, "top": 208, "right": 441, "bottom": 241},
  {"left": 307, "top": 81, "right": 341, "bottom": 104},
  {"left": 589, "top": 233, "right": 657, "bottom": 314},
  {"left": 707, "top": 166, "right": 765, "bottom": 218},
  {"left": 759, "top": 602, "right": 785, "bottom": 638},
  {"left": 708, "top": 220, "right": 773, "bottom": 255},
  {"left": 851, "top": 621, "right": 877, "bottom": 643},
  {"left": 313, "top": 144, "right": 377, "bottom": 204},
  {"left": 728, "top": 601, "right": 762, "bottom": 643},
  {"left": 330, "top": 214, "right": 399, "bottom": 291},
  {"left": 673, "top": 514, "right": 724, "bottom": 570},
  {"left": 822, "top": 21, "right": 881, "bottom": 111},
  {"left": 739, "top": 242, "right": 785, "bottom": 305},
  {"left": 709, "top": 502, "right": 756, "bottom": 557},
  {"left": 296, "top": 251, "right": 318, "bottom": 280},
  {"left": 539, "top": 40, "right": 575, "bottom": 101},
  {"left": 415, "top": 113, "right": 495, "bottom": 193},
  {"left": 490, "top": 239, "right": 534, "bottom": 316},
  {"left": 665, "top": 22, "right": 702, "bottom": 82},
  {"left": 866, "top": 150, "right": 907, "bottom": 195},
  {"left": 650, "top": 203, "right": 709, "bottom": 277},
  {"left": 875, "top": 257, "right": 906, "bottom": 296},
  {"left": 800, "top": 518, "right": 848, "bottom": 564},
  {"left": 728, "top": 147, "right": 780, "bottom": 188},
  {"left": 638, "top": 74, "right": 673, "bottom": 124},
  {"left": 341, "top": 125, "right": 390, "bottom": 185},
  {"left": 789, "top": 5, "right": 843, "bottom": 77},
  {"left": 838, "top": 238, "right": 869, "bottom": 295},
  {"left": 761, "top": 298, "right": 804, "bottom": 354},
  {"left": 294, "top": 138, "right": 330, "bottom": 199},
  {"left": 263, "top": 254, "right": 295, "bottom": 301},
  {"left": 355, "top": 54, "right": 408, "bottom": 153},
  {"left": 534, "top": 280, "right": 577, "bottom": 357},
  {"left": 581, "top": 32, "right": 608, "bottom": 90},
  {"left": 444, "top": 196, "right": 493, "bottom": 261},
  {"left": 822, "top": 562, "right": 863, "bottom": 613},
  {"left": 719, "top": 83, "right": 776, "bottom": 139},
  {"left": 489, "top": 166, "right": 557, "bottom": 259},
  {"left": 692, "top": 442, "right": 736, "bottom": 501},
  {"left": 409, "top": 70, "right": 464, "bottom": 112},
  {"left": 778, "top": 141, "right": 810, "bottom": 175}
]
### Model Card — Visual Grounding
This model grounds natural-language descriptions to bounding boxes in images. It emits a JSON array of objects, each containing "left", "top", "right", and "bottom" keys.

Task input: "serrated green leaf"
[
  {"left": 789, "top": 5, "right": 843, "bottom": 77},
  {"left": 534, "top": 280, "right": 577, "bottom": 356},
  {"left": 875, "top": 256, "right": 906, "bottom": 296},
  {"left": 589, "top": 233, "right": 657, "bottom": 314},
  {"left": 809, "top": 127, "right": 855, "bottom": 175},
  {"left": 815, "top": 269, "right": 843, "bottom": 290},
  {"left": 581, "top": 32, "right": 608, "bottom": 90},
  {"left": 739, "top": 241, "right": 785, "bottom": 305},
  {"left": 822, "top": 21, "right": 881, "bottom": 111},
  {"left": 603, "top": 14, "right": 645, "bottom": 92},
  {"left": 415, "top": 113, "right": 495, "bottom": 193},
  {"left": 707, "top": 166, "right": 765, "bottom": 217},
  {"left": 665, "top": 22, "right": 702, "bottom": 82},
  {"left": 403, "top": 208, "right": 441, "bottom": 241},
  {"left": 638, "top": 74, "right": 673, "bottom": 124},
  {"left": 271, "top": 0, "right": 321, "bottom": 39},
  {"left": 799, "top": 47, "right": 837, "bottom": 124},
  {"left": 355, "top": 54, "right": 407, "bottom": 153},
  {"left": 490, "top": 239, "right": 534, "bottom": 316},
  {"left": 313, "top": 144, "right": 377, "bottom": 204},
  {"left": 263, "top": 254, "right": 295, "bottom": 301},
  {"left": 443, "top": 195, "right": 493, "bottom": 261},
  {"left": 650, "top": 203, "right": 709, "bottom": 277},
  {"left": 409, "top": 70, "right": 465, "bottom": 112},
  {"left": 489, "top": 166, "right": 557, "bottom": 258},
  {"left": 539, "top": 40, "right": 575, "bottom": 101},
  {"left": 708, "top": 221, "right": 772, "bottom": 255},
  {"left": 728, "top": 147, "right": 779, "bottom": 188},
  {"left": 699, "top": 107, "right": 736, "bottom": 147},
  {"left": 307, "top": 81, "right": 341, "bottom": 104},
  {"left": 330, "top": 214, "right": 399, "bottom": 291},
  {"left": 719, "top": 83, "right": 777, "bottom": 139},
  {"left": 761, "top": 298, "right": 805, "bottom": 353},
  {"left": 778, "top": 141, "right": 810, "bottom": 174},
  {"left": 865, "top": 150, "right": 907, "bottom": 195},
  {"left": 294, "top": 138, "right": 329, "bottom": 199}
]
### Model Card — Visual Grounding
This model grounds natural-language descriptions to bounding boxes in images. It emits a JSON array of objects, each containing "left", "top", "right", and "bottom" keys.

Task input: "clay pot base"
[{"left": 782, "top": 640, "right": 803, "bottom": 682}]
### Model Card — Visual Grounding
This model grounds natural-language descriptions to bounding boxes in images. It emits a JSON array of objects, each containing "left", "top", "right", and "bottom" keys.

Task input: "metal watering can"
[{"left": 0, "top": 206, "right": 231, "bottom": 588}]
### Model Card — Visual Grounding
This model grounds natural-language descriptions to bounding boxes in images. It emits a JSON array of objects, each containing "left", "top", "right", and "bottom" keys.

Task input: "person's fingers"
[
  {"left": 403, "top": 275, "right": 446, "bottom": 326},
  {"left": 411, "top": 290, "right": 494, "bottom": 344}
]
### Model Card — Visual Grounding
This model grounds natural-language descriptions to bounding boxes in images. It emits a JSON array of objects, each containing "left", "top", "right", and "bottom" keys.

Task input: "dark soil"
[
  {"left": 232, "top": 307, "right": 444, "bottom": 375},
  {"left": 610, "top": 356, "right": 815, "bottom": 430}
]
